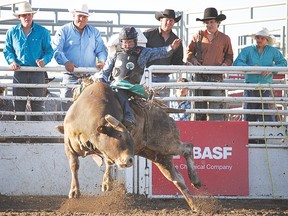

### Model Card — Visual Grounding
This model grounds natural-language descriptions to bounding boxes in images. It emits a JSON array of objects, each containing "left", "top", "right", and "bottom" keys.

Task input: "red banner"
[{"left": 152, "top": 121, "right": 249, "bottom": 196}]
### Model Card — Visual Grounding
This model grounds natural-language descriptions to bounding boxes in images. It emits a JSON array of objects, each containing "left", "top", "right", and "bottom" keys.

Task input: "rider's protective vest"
[{"left": 112, "top": 46, "right": 144, "bottom": 84}]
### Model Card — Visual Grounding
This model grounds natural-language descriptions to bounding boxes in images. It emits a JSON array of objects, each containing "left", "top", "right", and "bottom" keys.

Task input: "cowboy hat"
[
  {"left": 13, "top": 2, "right": 38, "bottom": 17},
  {"left": 251, "top": 27, "right": 275, "bottom": 45},
  {"left": 155, "top": 9, "right": 182, "bottom": 23},
  {"left": 69, "top": 3, "right": 90, "bottom": 17},
  {"left": 196, "top": 7, "right": 226, "bottom": 22}
]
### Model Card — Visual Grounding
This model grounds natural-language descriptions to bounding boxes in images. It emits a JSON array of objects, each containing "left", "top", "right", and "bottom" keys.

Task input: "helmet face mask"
[{"left": 119, "top": 27, "right": 138, "bottom": 51}]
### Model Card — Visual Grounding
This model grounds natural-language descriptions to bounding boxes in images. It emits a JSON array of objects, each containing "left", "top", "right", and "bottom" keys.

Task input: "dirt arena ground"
[{"left": 1, "top": 189, "right": 288, "bottom": 216}]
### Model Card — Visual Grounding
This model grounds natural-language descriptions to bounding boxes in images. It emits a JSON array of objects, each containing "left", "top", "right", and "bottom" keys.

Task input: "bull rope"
[{"left": 259, "top": 84, "right": 275, "bottom": 197}]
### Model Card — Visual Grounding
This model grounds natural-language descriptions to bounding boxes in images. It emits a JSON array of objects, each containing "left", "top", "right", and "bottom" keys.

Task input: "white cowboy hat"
[
  {"left": 13, "top": 2, "right": 38, "bottom": 17},
  {"left": 251, "top": 27, "right": 275, "bottom": 45},
  {"left": 69, "top": 3, "right": 90, "bottom": 17}
]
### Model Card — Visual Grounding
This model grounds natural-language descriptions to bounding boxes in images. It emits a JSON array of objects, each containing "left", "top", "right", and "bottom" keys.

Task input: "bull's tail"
[{"left": 56, "top": 125, "right": 64, "bottom": 134}]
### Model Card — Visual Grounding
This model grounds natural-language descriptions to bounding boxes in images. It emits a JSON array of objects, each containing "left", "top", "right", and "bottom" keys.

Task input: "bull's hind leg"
[
  {"left": 153, "top": 155, "right": 197, "bottom": 212},
  {"left": 64, "top": 138, "right": 81, "bottom": 198},
  {"left": 181, "top": 142, "right": 201, "bottom": 188}
]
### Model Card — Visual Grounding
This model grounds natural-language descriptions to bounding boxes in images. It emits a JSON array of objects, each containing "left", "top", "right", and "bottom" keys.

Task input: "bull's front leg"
[
  {"left": 65, "top": 144, "right": 81, "bottom": 198},
  {"left": 101, "top": 159, "right": 114, "bottom": 192}
]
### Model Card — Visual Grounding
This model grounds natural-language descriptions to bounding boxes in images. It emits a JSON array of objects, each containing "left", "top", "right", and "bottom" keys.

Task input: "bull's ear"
[{"left": 97, "top": 125, "right": 109, "bottom": 135}]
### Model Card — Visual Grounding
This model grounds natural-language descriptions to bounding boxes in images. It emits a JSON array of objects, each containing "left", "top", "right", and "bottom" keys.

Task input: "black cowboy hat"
[
  {"left": 196, "top": 7, "right": 226, "bottom": 22},
  {"left": 155, "top": 9, "right": 182, "bottom": 23}
]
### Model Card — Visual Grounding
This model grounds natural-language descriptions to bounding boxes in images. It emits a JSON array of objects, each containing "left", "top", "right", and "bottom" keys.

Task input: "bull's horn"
[
  {"left": 56, "top": 125, "right": 64, "bottom": 134},
  {"left": 105, "top": 114, "right": 120, "bottom": 128}
]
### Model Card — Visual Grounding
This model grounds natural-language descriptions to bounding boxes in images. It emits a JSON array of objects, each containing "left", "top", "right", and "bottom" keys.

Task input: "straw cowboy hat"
[
  {"left": 13, "top": 2, "right": 38, "bottom": 17},
  {"left": 155, "top": 9, "right": 182, "bottom": 23},
  {"left": 251, "top": 27, "right": 275, "bottom": 45},
  {"left": 196, "top": 7, "right": 226, "bottom": 22},
  {"left": 69, "top": 3, "right": 90, "bottom": 17}
]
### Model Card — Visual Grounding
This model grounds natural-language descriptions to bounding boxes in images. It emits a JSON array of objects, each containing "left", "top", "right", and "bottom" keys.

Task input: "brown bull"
[
  {"left": 57, "top": 81, "right": 201, "bottom": 211},
  {"left": 57, "top": 82, "right": 135, "bottom": 198}
]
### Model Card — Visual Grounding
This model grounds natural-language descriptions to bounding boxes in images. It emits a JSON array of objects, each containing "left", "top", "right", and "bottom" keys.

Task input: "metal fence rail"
[
  {"left": 1, "top": 65, "right": 288, "bottom": 122},
  {"left": 145, "top": 65, "right": 288, "bottom": 120}
]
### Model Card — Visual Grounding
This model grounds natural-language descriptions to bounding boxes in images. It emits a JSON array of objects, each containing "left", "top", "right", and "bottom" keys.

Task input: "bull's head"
[{"left": 96, "top": 114, "right": 134, "bottom": 168}]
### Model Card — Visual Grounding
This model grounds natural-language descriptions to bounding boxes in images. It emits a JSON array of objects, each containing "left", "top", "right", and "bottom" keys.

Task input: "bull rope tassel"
[
  {"left": 147, "top": 89, "right": 153, "bottom": 100},
  {"left": 259, "top": 84, "right": 275, "bottom": 197},
  {"left": 79, "top": 82, "right": 85, "bottom": 95}
]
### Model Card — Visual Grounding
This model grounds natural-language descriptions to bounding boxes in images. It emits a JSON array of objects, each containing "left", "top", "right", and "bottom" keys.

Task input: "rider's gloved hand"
[
  {"left": 99, "top": 78, "right": 107, "bottom": 83},
  {"left": 91, "top": 73, "right": 107, "bottom": 83}
]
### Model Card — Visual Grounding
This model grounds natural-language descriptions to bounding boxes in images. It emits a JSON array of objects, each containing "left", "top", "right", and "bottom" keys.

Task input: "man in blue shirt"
[
  {"left": 97, "top": 26, "right": 181, "bottom": 130},
  {"left": 233, "top": 27, "right": 287, "bottom": 121},
  {"left": 3, "top": 2, "right": 53, "bottom": 121},
  {"left": 52, "top": 3, "right": 108, "bottom": 111}
]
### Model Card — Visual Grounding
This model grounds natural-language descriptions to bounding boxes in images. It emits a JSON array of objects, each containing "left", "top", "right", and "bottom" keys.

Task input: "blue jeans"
[
  {"left": 194, "top": 89, "right": 226, "bottom": 121},
  {"left": 116, "top": 89, "right": 135, "bottom": 123},
  {"left": 13, "top": 71, "right": 45, "bottom": 121},
  {"left": 194, "top": 74, "right": 226, "bottom": 121},
  {"left": 244, "top": 89, "right": 274, "bottom": 122},
  {"left": 60, "top": 73, "right": 80, "bottom": 111}
]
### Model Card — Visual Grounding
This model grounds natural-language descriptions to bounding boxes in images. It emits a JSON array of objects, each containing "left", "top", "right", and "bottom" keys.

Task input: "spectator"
[
  {"left": 3, "top": 2, "right": 53, "bottom": 121},
  {"left": 233, "top": 27, "right": 287, "bottom": 121},
  {"left": 170, "top": 77, "right": 191, "bottom": 121},
  {"left": 0, "top": 87, "right": 14, "bottom": 121},
  {"left": 52, "top": 3, "right": 108, "bottom": 111},
  {"left": 97, "top": 26, "right": 182, "bottom": 130},
  {"left": 143, "top": 9, "right": 184, "bottom": 105},
  {"left": 186, "top": 7, "right": 233, "bottom": 121}
]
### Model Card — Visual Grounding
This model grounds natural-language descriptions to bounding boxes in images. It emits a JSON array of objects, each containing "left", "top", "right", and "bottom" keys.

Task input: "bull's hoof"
[
  {"left": 192, "top": 180, "right": 202, "bottom": 189},
  {"left": 101, "top": 182, "right": 112, "bottom": 192},
  {"left": 190, "top": 174, "right": 201, "bottom": 189},
  {"left": 69, "top": 189, "right": 81, "bottom": 198},
  {"left": 191, "top": 208, "right": 198, "bottom": 214}
]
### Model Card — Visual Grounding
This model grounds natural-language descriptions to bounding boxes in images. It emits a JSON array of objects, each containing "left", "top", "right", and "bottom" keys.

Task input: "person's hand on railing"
[
  {"left": 36, "top": 59, "right": 45, "bottom": 68},
  {"left": 261, "top": 71, "right": 272, "bottom": 77},
  {"left": 96, "top": 61, "right": 105, "bottom": 70},
  {"left": 9, "top": 61, "right": 20, "bottom": 70},
  {"left": 192, "top": 59, "right": 202, "bottom": 66},
  {"left": 184, "top": 62, "right": 192, "bottom": 66},
  {"left": 65, "top": 61, "right": 76, "bottom": 72}
]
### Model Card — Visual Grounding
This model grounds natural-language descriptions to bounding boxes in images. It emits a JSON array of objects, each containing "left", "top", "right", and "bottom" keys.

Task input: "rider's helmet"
[{"left": 119, "top": 27, "right": 138, "bottom": 50}]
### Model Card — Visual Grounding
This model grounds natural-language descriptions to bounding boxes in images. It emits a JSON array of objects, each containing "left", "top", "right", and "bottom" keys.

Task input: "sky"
[
  {"left": 2, "top": 0, "right": 285, "bottom": 15},
  {"left": 30, "top": 0, "right": 284, "bottom": 12}
]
